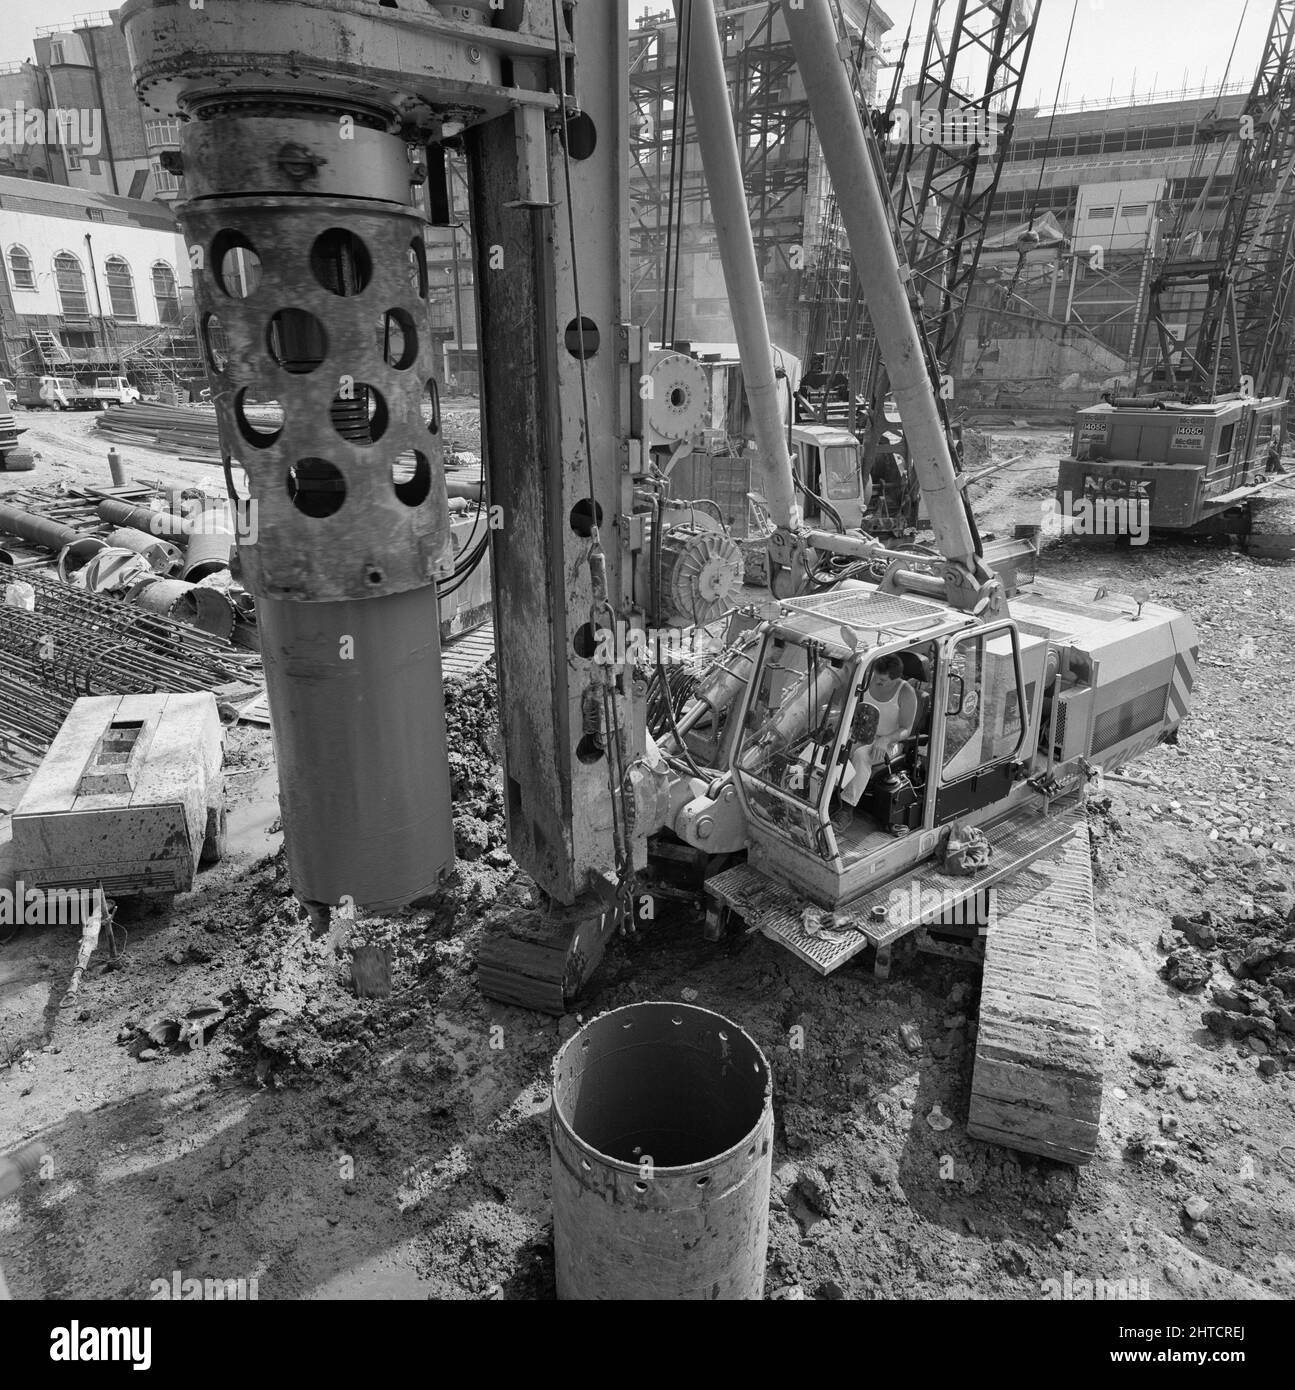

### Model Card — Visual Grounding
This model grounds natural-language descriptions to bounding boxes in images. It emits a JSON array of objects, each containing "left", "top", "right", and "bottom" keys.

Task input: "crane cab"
[
  {"left": 790, "top": 424, "right": 867, "bottom": 528},
  {"left": 727, "top": 588, "right": 1044, "bottom": 907}
]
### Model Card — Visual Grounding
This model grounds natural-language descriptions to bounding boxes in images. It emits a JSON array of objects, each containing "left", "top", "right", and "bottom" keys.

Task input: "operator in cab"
[{"left": 837, "top": 655, "right": 917, "bottom": 808}]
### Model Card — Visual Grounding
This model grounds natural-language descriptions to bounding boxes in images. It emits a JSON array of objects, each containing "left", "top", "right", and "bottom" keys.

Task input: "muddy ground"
[{"left": 1, "top": 408, "right": 1293, "bottom": 1301}]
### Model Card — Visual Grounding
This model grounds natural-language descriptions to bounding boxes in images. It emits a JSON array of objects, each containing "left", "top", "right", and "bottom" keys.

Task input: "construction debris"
[
  {"left": 10, "top": 693, "right": 227, "bottom": 900},
  {"left": 0, "top": 578, "right": 256, "bottom": 771},
  {"left": 60, "top": 892, "right": 115, "bottom": 1008},
  {"left": 132, "top": 998, "right": 232, "bottom": 1055},
  {"left": 94, "top": 401, "right": 244, "bottom": 465}
]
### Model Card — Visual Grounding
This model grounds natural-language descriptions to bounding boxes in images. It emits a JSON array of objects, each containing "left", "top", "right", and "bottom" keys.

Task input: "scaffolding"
[
  {"left": 887, "top": 0, "right": 1041, "bottom": 373},
  {"left": 628, "top": 1, "right": 890, "bottom": 349},
  {"left": 1137, "top": 1, "right": 1295, "bottom": 398}
]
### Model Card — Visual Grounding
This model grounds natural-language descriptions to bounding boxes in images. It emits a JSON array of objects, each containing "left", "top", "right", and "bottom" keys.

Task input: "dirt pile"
[
  {"left": 444, "top": 664, "right": 507, "bottom": 864},
  {"left": 1167, "top": 897, "right": 1295, "bottom": 1074},
  {"left": 95, "top": 664, "right": 516, "bottom": 1088}
]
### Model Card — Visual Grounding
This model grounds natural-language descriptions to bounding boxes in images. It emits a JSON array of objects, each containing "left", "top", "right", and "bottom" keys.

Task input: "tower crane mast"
[{"left": 888, "top": 0, "right": 1040, "bottom": 375}]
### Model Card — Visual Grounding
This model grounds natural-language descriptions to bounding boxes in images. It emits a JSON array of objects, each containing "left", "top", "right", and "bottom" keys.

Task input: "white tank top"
[{"left": 862, "top": 686, "right": 905, "bottom": 744}]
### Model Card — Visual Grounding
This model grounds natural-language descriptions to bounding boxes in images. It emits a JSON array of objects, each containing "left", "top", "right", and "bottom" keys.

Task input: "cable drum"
[
  {"left": 645, "top": 351, "right": 709, "bottom": 445},
  {"left": 656, "top": 523, "right": 742, "bottom": 627}
]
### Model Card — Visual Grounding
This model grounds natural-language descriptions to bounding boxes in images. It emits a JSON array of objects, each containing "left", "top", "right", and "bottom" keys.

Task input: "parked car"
[{"left": 93, "top": 375, "right": 142, "bottom": 408}]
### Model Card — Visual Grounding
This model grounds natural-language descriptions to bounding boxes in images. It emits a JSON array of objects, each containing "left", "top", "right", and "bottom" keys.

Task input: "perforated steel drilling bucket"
[{"left": 551, "top": 1002, "right": 773, "bottom": 1300}]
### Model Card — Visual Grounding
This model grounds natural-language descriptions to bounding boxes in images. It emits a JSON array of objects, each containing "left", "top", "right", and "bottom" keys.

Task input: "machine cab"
[
  {"left": 729, "top": 589, "right": 1032, "bottom": 904},
  {"left": 790, "top": 424, "right": 867, "bottom": 529}
]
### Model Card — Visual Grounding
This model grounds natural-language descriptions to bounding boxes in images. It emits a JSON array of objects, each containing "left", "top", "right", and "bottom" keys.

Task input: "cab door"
[
  {"left": 931, "top": 622, "right": 1029, "bottom": 825},
  {"left": 798, "top": 441, "right": 823, "bottom": 521}
]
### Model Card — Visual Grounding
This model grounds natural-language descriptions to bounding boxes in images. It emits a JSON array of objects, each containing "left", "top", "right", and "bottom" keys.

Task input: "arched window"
[
  {"left": 104, "top": 257, "right": 137, "bottom": 321},
  {"left": 53, "top": 252, "right": 89, "bottom": 317},
  {"left": 151, "top": 261, "right": 180, "bottom": 325},
  {"left": 7, "top": 245, "right": 35, "bottom": 291}
]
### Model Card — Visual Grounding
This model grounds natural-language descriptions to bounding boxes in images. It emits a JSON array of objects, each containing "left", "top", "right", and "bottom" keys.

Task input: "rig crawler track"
[{"left": 968, "top": 822, "right": 1103, "bottom": 1165}]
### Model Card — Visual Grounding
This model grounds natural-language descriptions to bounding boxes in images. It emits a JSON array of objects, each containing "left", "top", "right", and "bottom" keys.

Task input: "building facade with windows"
[
  {"left": 0, "top": 175, "right": 194, "bottom": 384},
  {"left": 30, "top": 13, "right": 169, "bottom": 201},
  {"left": 0, "top": 10, "right": 180, "bottom": 203},
  {"left": 958, "top": 85, "right": 1252, "bottom": 407},
  {"left": 0, "top": 62, "right": 57, "bottom": 183}
]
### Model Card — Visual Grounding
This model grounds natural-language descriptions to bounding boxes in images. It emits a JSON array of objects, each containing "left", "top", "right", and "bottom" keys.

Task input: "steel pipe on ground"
[
  {"left": 104, "top": 528, "right": 184, "bottom": 575},
  {"left": 0, "top": 504, "right": 88, "bottom": 554},
  {"left": 96, "top": 500, "right": 237, "bottom": 580},
  {"left": 97, "top": 498, "right": 189, "bottom": 540},
  {"left": 127, "top": 577, "right": 235, "bottom": 640},
  {"left": 182, "top": 518, "right": 235, "bottom": 581},
  {"left": 551, "top": 1002, "right": 773, "bottom": 1300}
]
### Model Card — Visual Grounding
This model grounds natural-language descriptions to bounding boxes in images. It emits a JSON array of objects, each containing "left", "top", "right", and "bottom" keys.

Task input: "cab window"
[
  {"left": 942, "top": 629, "right": 1025, "bottom": 780},
  {"left": 823, "top": 445, "right": 860, "bottom": 500},
  {"left": 740, "top": 637, "right": 850, "bottom": 807}
]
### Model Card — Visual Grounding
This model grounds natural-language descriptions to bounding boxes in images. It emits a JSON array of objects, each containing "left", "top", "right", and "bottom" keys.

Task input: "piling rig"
[{"left": 124, "top": 0, "right": 1199, "bottom": 1164}]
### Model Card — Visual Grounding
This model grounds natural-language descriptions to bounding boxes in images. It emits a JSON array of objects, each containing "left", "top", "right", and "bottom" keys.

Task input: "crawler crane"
[{"left": 122, "top": 0, "right": 1197, "bottom": 1164}]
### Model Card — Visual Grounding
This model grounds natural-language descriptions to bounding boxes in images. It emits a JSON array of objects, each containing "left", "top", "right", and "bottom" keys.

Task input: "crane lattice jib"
[
  {"left": 888, "top": 0, "right": 1041, "bottom": 370},
  {"left": 1199, "top": 0, "right": 1295, "bottom": 397}
]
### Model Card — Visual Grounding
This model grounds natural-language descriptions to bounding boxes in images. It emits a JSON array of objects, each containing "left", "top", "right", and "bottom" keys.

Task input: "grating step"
[
  {"left": 706, "top": 800, "right": 1084, "bottom": 976},
  {"left": 441, "top": 621, "right": 495, "bottom": 680}
]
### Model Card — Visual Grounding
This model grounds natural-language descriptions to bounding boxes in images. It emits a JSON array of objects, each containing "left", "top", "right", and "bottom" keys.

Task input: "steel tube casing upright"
[
  {"left": 121, "top": 3, "right": 457, "bottom": 911},
  {"left": 551, "top": 1002, "right": 774, "bottom": 1300}
]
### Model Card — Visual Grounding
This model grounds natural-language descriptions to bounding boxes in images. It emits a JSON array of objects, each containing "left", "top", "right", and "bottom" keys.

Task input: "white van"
[{"left": 94, "top": 376, "right": 142, "bottom": 407}]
